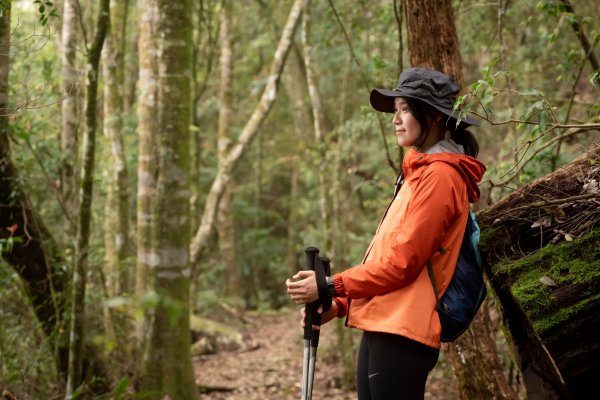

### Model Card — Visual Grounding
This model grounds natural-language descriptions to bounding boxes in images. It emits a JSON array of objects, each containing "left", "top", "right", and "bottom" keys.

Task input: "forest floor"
[{"left": 193, "top": 309, "right": 458, "bottom": 399}]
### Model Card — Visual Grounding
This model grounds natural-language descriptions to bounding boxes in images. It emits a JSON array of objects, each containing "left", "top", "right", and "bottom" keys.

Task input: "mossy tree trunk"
[
  {"left": 138, "top": 0, "right": 196, "bottom": 398},
  {"left": 102, "top": 0, "right": 131, "bottom": 297},
  {"left": 478, "top": 145, "right": 600, "bottom": 400},
  {"left": 65, "top": 0, "right": 110, "bottom": 395},
  {"left": 1, "top": 4, "right": 71, "bottom": 377}
]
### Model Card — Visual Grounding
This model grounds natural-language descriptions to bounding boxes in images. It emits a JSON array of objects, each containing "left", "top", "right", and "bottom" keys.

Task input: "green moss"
[
  {"left": 479, "top": 226, "right": 503, "bottom": 250},
  {"left": 534, "top": 293, "right": 600, "bottom": 334},
  {"left": 495, "top": 229, "right": 600, "bottom": 325}
]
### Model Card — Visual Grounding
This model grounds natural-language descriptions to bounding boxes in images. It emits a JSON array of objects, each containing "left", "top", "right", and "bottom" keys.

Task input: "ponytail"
[{"left": 450, "top": 128, "right": 479, "bottom": 158}]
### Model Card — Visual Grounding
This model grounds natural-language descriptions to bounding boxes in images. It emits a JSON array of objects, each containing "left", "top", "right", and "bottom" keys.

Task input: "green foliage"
[
  {"left": 0, "top": 0, "right": 11, "bottom": 13},
  {"left": 0, "top": 264, "right": 60, "bottom": 399},
  {"left": 0, "top": 235, "right": 22, "bottom": 255},
  {"left": 32, "top": 0, "right": 57, "bottom": 26}
]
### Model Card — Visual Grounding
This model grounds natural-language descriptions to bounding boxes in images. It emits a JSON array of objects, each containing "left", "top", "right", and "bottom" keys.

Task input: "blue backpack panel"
[{"left": 426, "top": 210, "right": 487, "bottom": 342}]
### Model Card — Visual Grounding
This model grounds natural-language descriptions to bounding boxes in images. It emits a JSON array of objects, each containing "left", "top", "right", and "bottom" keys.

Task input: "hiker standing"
[{"left": 286, "top": 67, "right": 486, "bottom": 400}]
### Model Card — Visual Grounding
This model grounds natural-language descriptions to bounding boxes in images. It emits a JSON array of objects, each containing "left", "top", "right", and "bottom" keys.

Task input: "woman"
[{"left": 286, "top": 67, "right": 486, "bottom": 399}]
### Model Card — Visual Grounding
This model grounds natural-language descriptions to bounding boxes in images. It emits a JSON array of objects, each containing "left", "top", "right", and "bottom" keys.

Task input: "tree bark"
[
  {"left": 102, "top": 0, "right": 131, "bottom": 297},
  {"left": 135, "top": 0, "right": 158, "bottom": 329},
  {"left": 65, "top": 0, "right": 110, "bottom": 395},
  {"left": 403, "top": 0, "right": 464, "bottom": 84},
  {"left": 477, "top": 145, "right": 600, "bottom": 400},
  {"left": 189, "top": 0, "right": 308, "bottom": 266},
  {"left": 123, "top": 1, "right": 138, "bottom": 113},
  {"left": 60, "top": 0, "right": 80, "bottom": 216},
  {"left": 216, "top": 0, "right": 240, "bottom": 298},
  {"left": 138, "top": 0, "right": 196, "bottom": 398}
]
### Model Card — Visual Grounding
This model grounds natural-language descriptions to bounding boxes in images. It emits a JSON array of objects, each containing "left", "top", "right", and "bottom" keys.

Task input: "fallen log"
[
  {"left": 190, "top": 315, "right": 258, "bottom": 356},
  {"left": 478, "top": 144, "right": 600, "bottom": 399}
]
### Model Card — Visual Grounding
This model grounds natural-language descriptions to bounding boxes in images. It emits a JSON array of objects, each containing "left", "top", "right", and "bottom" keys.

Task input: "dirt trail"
[
  {"left": 193, "top": 309, "right": 456, "bottom": 399},
  {"left": 194, "top": 309, "right": 354, "bottom": 399}
]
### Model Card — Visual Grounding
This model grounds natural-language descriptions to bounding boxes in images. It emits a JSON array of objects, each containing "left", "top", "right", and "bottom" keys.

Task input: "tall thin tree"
[
  {"left": 138, "top": 0, "right": 196, "bottom": 397},
  {"left": 60, "top": 0, "right": 80, "bottom": 216},
  {"left": 216, "top": 0, "right": 240, "bottom": 298},
  {"left": 135, "top": 0, "right": 158, "bottom": 336},
  {"left": 102, "top": 0, "right": 131, "bottom": 297},
  {"left": 65, "top": 0, "right": 110, "bottom": 395}
]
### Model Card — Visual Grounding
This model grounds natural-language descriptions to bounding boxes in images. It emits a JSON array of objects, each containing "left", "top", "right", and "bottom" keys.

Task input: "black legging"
[{"left": 356, "top": 331, "right": 440, "bottom": 400}]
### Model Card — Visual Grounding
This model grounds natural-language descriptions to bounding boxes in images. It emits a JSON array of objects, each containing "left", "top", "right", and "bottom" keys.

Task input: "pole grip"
[{"left": 303, "top": 247, "right": 319, "bottom": 340}]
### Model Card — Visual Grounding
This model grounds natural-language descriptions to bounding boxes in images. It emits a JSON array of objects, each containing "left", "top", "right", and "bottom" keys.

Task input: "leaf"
[
  {"left": 112, "top": 376, "right": 129, "bottom": 399},
  {"left": 105, "top": 296, "right": 128, "bottom": 308},
  {"left": 539, "top": 276, "right": 558, "bottom": 287},
  {"left": 564, "top": 233, "right": 573, "bottom": 241},
  {"left": 519, "top": 88, "right": 542, "bottom": 96},
  {"left": 531, "top": 215, "right": 552, "bottom": 228},
  {"left": 522, "top": 100, "right": 545, "bottom": 121},
  {"left": 538, "top": 110, "right": 548, "bottom": 131}
]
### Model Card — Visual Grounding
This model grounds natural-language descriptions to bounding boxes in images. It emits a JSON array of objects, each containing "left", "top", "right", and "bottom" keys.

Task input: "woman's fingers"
[{"left": 286, "top": 270, "right": 318, "bottom": 304}]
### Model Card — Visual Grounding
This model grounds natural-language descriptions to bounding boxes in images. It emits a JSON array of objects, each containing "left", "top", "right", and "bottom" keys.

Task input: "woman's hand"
[
  {"left": 299, "top": 301, "right": 339, "bottom": 329},
  {"left": 286, "top": 270, "right": 318, "bottom": 304}
]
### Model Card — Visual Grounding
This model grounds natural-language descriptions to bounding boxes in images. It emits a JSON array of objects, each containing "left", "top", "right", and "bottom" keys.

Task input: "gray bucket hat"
[{"left": 370, "top": 67, "right": 481, "bottom": 127}]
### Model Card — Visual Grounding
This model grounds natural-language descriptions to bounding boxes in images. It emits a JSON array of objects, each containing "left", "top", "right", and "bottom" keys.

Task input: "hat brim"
[{"left": 370, "top": 88, "right": 481, "bottom": 127}]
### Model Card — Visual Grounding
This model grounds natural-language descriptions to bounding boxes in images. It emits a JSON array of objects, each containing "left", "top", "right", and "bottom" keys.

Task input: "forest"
[{"left": 0, "top": 0, "right": 598, "bottom": 399}]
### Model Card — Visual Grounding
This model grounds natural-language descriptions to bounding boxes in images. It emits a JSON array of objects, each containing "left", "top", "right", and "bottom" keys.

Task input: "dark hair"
[{"left": 404, "top": 98, "right": 479, "bottom": 158}]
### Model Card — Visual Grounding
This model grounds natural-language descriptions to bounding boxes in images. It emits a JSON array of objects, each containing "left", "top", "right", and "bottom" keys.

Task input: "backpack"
[{"left": 426, "top": 209, "right": 486, "bottom": 342}]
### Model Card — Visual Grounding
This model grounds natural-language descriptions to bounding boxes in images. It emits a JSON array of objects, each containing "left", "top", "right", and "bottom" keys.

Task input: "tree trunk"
[
  {"left": 302, "top": 0, "right": 332, "bottom": 250},
  {"left": 60, "top": 0, "right": 80, "bottom": 216},
  {"left": 1, "top": 5, "right": 70, "bottom": 377},
  {"left": 123, "top": 1, "right": 138, "bottom": 114},
  {"left": 102, "top": 0, "right": 131, "bottom": 297},
  {"left": 403, "top": 0, "right": 464, "bottom": 84},
  {"left": 65, "top": 0, "right": 110, "bottom": 395},
  {"left": 138, "top": 0, "right": 196, "bottom": 398},
  {"left": 402, "top": 0, "right": 515, "bottom": 397},
  {"left": 442, "top": 299, "right": 519, "bottom": 399},
  {"left": 135, "top": 0, "right": 159, "bottom": 332},
  {"left": 286, "top": 161, "right": 300, "bottom": 277},
  {"left": 216, "top": 0, "right": 240, "bottom": 298},
  {"left": 332, "top": 33, "right": 355, "bottom": 392},
  {"left": 189, "top": 0, "right": 308, "bottom": 266},
  {"left": 281, "top": 31, "right": 310, "bottom": 278},
  {"left": 478, "top": 145, "right": 600, "bottom": 400}
]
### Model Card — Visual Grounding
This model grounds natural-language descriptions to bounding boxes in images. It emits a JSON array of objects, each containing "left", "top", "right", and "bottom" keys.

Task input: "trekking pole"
[
  {"left": 305, "top": 256, "right": 332, "bottom": 400},
  {"left": 301, "top": 247, "right": 319, "bottom": 400}
]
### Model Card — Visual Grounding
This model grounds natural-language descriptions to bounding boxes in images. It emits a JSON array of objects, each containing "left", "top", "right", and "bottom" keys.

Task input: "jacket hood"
[{"left": 402, "top": 146, "right": 486, "bottom": 203}]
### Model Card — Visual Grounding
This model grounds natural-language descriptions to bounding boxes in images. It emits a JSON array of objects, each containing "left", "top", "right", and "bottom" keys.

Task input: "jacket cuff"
[
  {"left": 333, "top": 274, "right": 347, "bottom": 297},
  {"left": 332, "top": 297, "right": 348, "bottom": 318}
]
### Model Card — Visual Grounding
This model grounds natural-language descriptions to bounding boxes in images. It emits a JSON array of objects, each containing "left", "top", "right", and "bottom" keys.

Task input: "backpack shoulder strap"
[{"left": 426, "top": 260, "right": 442, "bottom": 310}]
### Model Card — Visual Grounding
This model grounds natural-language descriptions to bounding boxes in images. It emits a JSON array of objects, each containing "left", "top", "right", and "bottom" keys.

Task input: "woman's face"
[{"left": 392, "top": 97, "right": 422, "bottom": 147}]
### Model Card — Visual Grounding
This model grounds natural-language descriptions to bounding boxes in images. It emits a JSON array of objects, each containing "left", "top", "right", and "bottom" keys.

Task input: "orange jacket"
[{"left": 332, "top": 147, "right": 485, "bottom": 349}]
